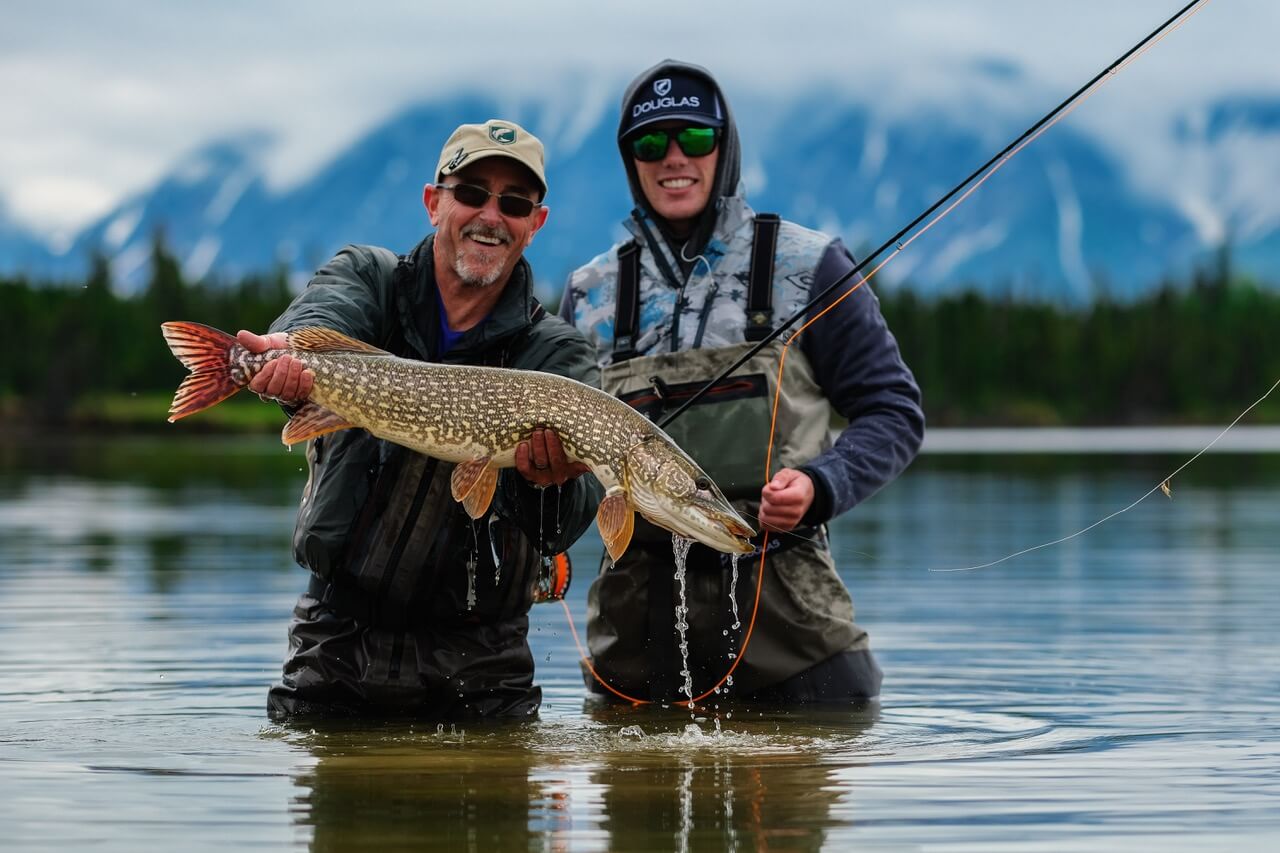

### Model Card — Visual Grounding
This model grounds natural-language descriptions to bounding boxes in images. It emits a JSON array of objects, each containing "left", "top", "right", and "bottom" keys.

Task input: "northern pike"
[{"left": 161, "top": 322, "right": 756, "bottom": 559}]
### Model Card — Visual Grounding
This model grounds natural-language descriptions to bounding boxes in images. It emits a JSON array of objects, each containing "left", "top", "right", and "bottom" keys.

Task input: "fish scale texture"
[{"left": 267, "top": 350, "right": 658, "bottom": 485}]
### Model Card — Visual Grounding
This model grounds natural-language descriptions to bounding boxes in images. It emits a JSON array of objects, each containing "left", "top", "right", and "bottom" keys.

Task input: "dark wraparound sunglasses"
[
  {"left": 435, "top": 183, "right": 541, "bottom": 217},
  {"left": 630, "top": 127, "right": 719, "bottom": 162}
]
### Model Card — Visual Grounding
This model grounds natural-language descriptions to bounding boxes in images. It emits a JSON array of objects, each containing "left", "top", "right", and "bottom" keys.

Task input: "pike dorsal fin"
[
  {"left": 281, "top": 402, "right": 356, "bottom": 446},
  {"left": 451, "top": 456, "right": 499, "bottom": 519},
  {"left": 287, "top": 327, "right": 391, "bottom": 356},
  {"left": 596, "top": 489, "right": 634, "bottom": 563}
]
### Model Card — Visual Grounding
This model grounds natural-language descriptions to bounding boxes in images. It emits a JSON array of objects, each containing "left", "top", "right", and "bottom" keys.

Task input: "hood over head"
[{"left": 617, "top": 60, "right": 741, "bottom": 268}]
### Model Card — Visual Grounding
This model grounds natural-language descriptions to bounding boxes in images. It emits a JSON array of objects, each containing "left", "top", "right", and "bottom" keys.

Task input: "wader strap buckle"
[{"left": 745, "top": 213, "right": 780, "bottom": 342}]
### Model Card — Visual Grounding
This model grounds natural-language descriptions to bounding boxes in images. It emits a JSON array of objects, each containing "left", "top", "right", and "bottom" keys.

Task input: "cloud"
[{"left": 1, "top": 0, "right": 1272, "bottom": 235}]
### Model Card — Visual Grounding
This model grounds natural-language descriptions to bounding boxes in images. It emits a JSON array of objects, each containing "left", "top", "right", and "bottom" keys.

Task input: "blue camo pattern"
[{"left": 564, "top": 192, "right": 836, "bottom": 365}]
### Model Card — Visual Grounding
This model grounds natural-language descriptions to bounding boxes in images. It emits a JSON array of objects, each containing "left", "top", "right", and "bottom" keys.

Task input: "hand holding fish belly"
[
  {"left": 514, "top": 427, "right": 593, "bottom": 488},
  {"left": 163, "top": 321, "right": 756, "bottom": 560}
]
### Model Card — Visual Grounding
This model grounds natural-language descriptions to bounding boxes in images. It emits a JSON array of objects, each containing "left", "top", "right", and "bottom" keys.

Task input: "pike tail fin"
[{"left": 161, "top": 321, "right": 245, "bottom": 422}]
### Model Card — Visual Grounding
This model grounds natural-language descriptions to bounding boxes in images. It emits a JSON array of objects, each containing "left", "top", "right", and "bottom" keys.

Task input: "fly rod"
[{"left": 658, "top": 0, "right": 1206, "bottom": 429}]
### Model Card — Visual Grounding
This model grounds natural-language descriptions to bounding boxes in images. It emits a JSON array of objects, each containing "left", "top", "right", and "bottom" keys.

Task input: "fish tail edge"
[{"left": 161, "top": 321, "right": 244, "bottom": 422}]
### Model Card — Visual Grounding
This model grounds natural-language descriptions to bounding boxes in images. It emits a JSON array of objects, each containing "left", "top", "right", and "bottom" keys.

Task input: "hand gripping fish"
[{"left": 162, "top": 322, "right": 756, "bottom": 560}]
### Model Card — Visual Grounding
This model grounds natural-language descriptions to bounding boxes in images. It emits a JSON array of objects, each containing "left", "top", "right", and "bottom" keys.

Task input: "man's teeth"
[
  {"left": 470, "top": 234, "right": 503, "bottom": 246},
  {"left": 661, "top": 178, "right": 694, "bottom": 189}
]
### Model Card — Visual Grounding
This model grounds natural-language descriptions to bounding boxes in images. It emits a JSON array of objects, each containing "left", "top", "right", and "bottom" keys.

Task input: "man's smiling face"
[
  {"left": 426, "top": 158, "right": 547, "bottom": 289},
  {"left": 631, "top": 121, "right": 719, "bottom": 238}
]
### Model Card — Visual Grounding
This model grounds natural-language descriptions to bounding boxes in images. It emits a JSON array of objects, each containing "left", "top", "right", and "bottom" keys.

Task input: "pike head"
[{"left": 623, "top": 433, "right": 756, "bottom": 557}]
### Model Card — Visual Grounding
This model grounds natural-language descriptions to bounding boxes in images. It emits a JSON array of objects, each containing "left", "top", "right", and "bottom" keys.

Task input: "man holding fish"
[
  {"left": 562, "top": 61, "right": 925, "bottom": 705},
  {"left": 238, "top": 120, "right": 603, "bottom": 719}
]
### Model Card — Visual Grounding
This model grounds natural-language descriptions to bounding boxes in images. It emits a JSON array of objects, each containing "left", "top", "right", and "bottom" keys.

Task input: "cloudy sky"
[{"left": 1, "top": 0, "right": 1271, "bottom": 242}]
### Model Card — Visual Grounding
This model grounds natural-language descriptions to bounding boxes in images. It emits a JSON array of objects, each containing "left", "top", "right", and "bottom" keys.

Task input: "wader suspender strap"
[
  {"left": 745, "top": 213, "right": 780, "bottom": 342},
  {"left": 612, "top": 240, "right": 642, "bottom": 363}
]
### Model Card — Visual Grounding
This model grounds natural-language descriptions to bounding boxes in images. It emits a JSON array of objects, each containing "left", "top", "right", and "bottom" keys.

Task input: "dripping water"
[
  {"left": 672, "top": 535, "right": 695, "bottom": 705},
  {"left": 466, "top": 521, "right": 479, "bottom": 610},
  {"left": 487, "top": 512, "right": 501, "bottom": 585},
  {"left": 729, "top": 552, "right": 741, "bottom": 631}
]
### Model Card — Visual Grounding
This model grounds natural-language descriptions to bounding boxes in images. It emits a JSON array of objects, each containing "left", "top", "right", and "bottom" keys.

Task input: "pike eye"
[{"left": 695, "top": 476, "right": 711, "bottom": 492}]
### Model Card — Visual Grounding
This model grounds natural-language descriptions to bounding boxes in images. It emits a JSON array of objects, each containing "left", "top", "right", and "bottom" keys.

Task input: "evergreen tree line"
[
  {"left": 1, "top": 239, "right": 1276, "bottom": 427},
  {"left": 1, "top": 240, "right": 291, "bottom": 424},
  {"left": 881, "top": 249, "right": 1280, "bottom": 425}
]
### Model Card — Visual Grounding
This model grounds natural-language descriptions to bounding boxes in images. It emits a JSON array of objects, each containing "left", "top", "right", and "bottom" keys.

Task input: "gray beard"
[
  {"left": 453, "top": 250, "right": 504, "bottom": 288},
  {"left": 454, "top": 227, "right": 511, "bottom": 288}
]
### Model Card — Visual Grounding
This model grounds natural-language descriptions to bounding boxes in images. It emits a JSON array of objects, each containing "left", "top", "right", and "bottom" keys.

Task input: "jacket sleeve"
[
  {"left": 796, "top": 239, "right": 924, "bottom": 523},
  {"left": 492, "top": 316, "right": 605, "bottom": 554},
  {"left": 267, "top": 245, "right": 400, "bottom": 341}
]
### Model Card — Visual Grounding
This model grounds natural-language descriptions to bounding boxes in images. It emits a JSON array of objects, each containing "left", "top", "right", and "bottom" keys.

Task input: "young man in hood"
[{"left": 560, "top": 61, "right": 924, "bottom": 705}]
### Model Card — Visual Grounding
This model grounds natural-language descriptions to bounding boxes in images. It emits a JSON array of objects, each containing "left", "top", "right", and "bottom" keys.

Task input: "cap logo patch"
[
  {"left": 654, "top": 78, "right": 672, "bottom": 96},
  {"left": 489, "top": 125, "right": 517, "bottom": 144}
]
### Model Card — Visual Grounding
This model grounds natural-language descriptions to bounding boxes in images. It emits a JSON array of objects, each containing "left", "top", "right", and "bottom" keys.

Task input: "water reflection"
[
  {"left": 280, "top": 704, "right": 878, "bottom": 853},
  {"left": 284, "top": 720, "right": 547, "bottom": 853},
  {"left": 579, "top": 703, "right": 878, "bottom": 853}
]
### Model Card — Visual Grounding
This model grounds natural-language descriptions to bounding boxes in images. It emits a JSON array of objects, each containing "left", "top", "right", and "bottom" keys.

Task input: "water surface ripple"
[{"left": 1, "top": 436, "right": 1278, "bottom": 851}]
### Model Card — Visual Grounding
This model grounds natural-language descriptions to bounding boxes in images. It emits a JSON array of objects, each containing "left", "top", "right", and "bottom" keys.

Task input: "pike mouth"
[
  {"left": 720, "top": 518, "right": 757, "bottom": 554},
  {"left": 647, "top": 502, "right": 756, "bottom": 555}
]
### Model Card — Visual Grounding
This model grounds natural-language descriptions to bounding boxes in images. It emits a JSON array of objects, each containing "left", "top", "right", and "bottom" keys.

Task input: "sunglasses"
[
  {"left": 435, "top": 183, "right": 541, "bottom": 217},
  {"left": 629, "top": 127, "right": 719, "bottom": 162}
]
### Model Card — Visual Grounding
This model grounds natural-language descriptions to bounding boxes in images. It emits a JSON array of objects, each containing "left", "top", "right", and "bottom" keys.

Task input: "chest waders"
[
  {"left": 585, "top": 216, "right": 866, "bottom": 701},
  {"left": 270, "top": 268, "right": 568, "bottom": 718}
]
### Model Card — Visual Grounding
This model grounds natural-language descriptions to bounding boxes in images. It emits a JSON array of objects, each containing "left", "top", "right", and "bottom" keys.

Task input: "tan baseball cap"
[{"left": 435, "top": 119, "right": 547, "bottom": 198}]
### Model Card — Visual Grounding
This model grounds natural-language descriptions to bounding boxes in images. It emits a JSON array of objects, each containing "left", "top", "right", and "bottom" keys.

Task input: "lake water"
[{"left": 1, "top": 433, "right": 1278, "bottom": 851}]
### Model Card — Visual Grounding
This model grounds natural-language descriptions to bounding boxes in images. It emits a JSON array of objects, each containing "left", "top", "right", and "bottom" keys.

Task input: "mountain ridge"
[{"left": 4, "top": 90, "right": 1277, "bottom": 302}]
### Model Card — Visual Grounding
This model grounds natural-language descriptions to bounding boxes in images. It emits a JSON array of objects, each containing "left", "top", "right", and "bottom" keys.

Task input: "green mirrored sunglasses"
[{"left": 630, "top": 127, "right": 719, "bottom": 162}]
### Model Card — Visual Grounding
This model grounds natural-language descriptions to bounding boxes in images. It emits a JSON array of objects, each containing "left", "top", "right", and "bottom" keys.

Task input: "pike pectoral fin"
[
  {"left": 451, "top": 457, "right": 499, "bottom": 519},
  {"left": 281, "top": 402, "right": 356, "bottom": 445},
  {"left": 596, "top": 489, "right": 635, "bottom": 563}
]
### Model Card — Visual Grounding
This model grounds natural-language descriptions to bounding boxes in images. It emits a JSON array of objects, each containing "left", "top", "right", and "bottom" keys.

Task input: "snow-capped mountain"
[{"left": 5, "top": 90, "right": 1278, "bottom": 303}]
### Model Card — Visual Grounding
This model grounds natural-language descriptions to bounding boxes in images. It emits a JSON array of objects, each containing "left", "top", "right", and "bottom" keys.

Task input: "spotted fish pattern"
[{"left": 161, "top": 321, "right": 755, "bottom": 559}]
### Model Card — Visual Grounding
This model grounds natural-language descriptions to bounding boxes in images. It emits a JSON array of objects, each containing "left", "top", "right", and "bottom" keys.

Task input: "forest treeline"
[{"left": 2, "top": 238, "right": 1277, "bottom": 428}]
